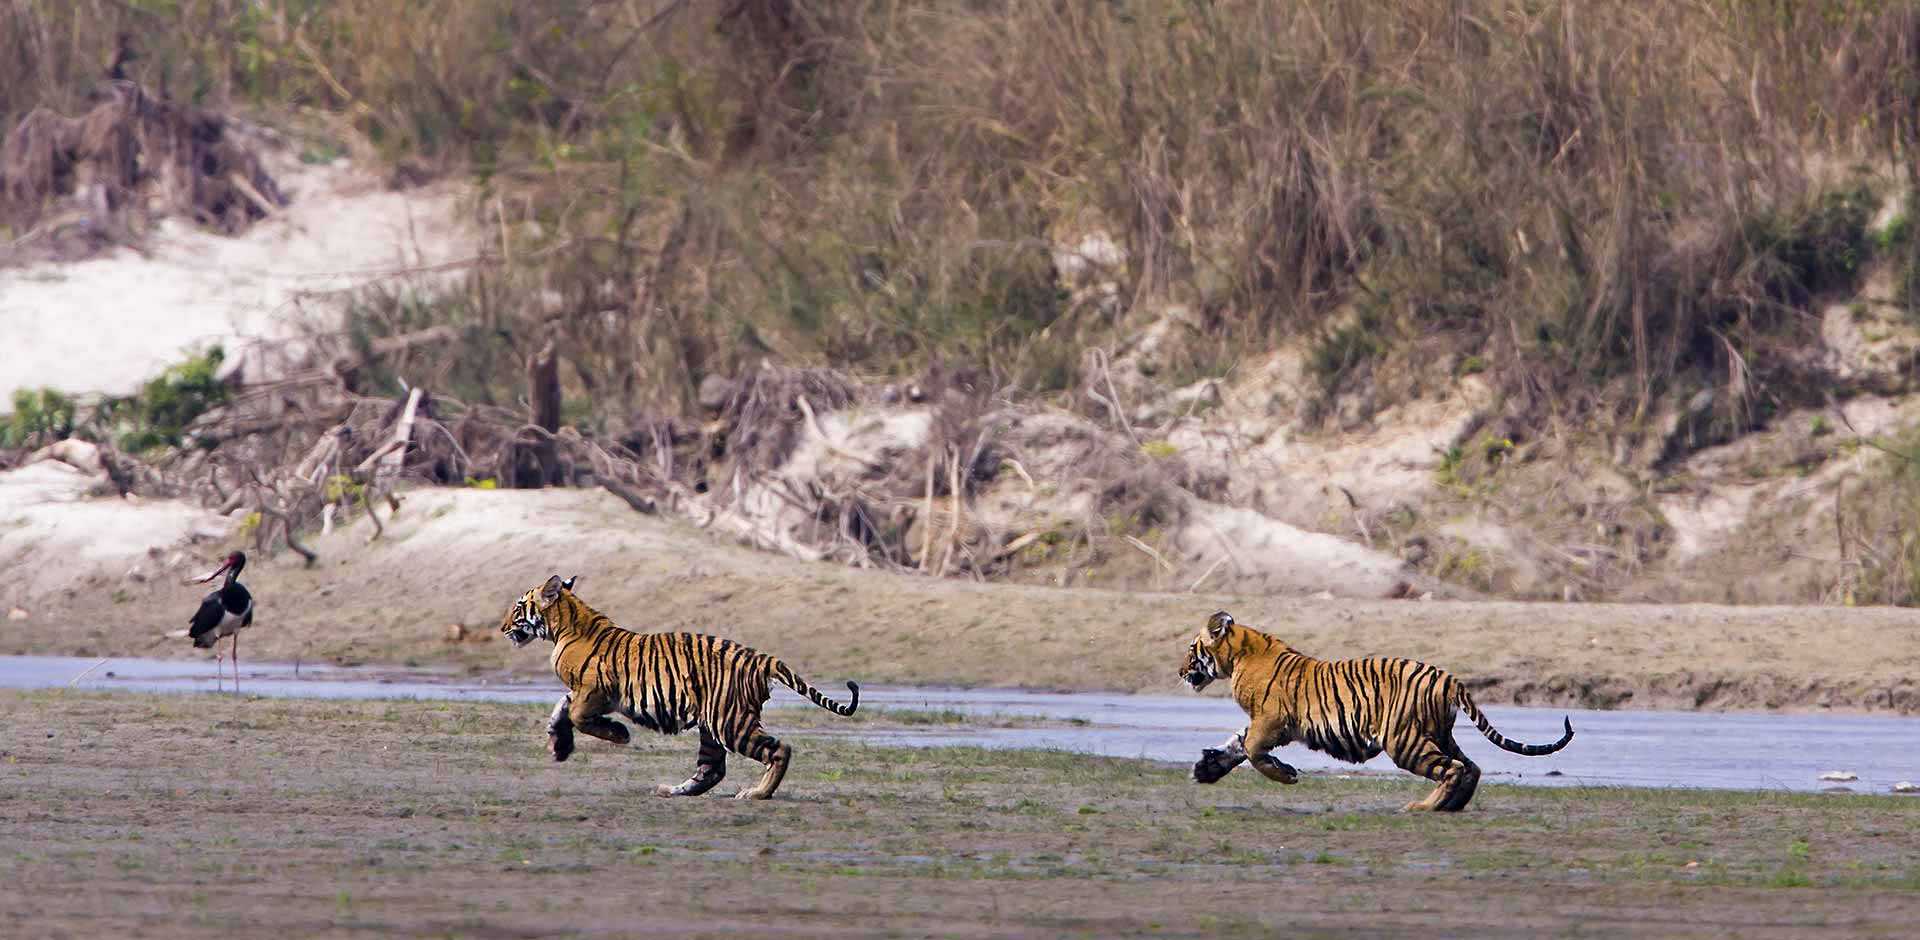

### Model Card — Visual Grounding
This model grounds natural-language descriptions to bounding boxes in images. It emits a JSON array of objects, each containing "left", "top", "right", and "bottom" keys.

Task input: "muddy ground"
[
  {"left": 1, "top": 692, "right": 1916, "bottom": 939},
  {"left": 5, "top": 486, "right": 1920, "bottom": 713}
]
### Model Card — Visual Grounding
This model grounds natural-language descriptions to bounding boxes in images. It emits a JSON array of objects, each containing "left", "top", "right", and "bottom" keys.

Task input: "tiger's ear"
[
  {"left": 538, "top": 575, "right": 567, "bottom": 608},
  {"left": 560, "top": 575, "right": 578, "bottom": 592},
  {"left": 1205, "top": 610, "right": 1235, "bottom": 641}
]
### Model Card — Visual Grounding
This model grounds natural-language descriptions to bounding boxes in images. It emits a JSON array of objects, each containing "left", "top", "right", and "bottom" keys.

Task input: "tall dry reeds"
[{"left": 6, "top": 0, "right": 1919, "bottom": 436}]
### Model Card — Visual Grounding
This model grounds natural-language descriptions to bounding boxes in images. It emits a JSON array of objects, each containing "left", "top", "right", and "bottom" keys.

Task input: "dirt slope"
[{"left": 5, "top": 484, "right": 1917, "bottom": 713}]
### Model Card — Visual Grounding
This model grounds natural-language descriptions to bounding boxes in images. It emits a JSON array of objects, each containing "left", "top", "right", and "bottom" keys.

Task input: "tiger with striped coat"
[
  {"left": 1180, "top": 610, "right": 1573, "bottom": 811},
  {"left": 502, "top": 575, "right": 859, "bottom": 800}
]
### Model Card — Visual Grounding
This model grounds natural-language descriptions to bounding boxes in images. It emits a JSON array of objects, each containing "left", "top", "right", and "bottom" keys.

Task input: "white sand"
[{"left": 0, "top": 158, "right": 478, "bottom": 402}]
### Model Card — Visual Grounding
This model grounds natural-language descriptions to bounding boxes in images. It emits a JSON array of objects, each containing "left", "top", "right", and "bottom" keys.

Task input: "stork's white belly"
[{"left": 213, "top": 600, "right": 253, "bottom": 636}]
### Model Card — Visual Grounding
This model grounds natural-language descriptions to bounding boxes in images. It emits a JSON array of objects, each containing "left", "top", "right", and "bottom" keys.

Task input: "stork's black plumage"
[{"left": 186, "top": 552, "right": 252, "bottom": 692}]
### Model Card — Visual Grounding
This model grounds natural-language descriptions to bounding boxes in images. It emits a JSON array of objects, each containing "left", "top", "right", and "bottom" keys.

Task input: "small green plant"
[
  {"left": 1768, "top": 866, "right": 1813, "bottom": 888},
  {"left": 1457, "top": 354, "right": 1488, "bottom": 376},
  {"left": 1809, "top": 415, "right": 1832, "bottom": 437},
  {"left": 1439, "top": 546, "right": 1492, "bottom": 589},
  {"left": 1139, "top": 440, "right": 1178, "bottom": 460},
  {"left": 324, "top": 474, "right": 366, "bottom": 503},
  {"left": 1307, "top": 313, "right": 1386, "bottom": 393},
  {"left": 465, "top": 476, "right": 499, "bottom": 490},
  {"left": 1756, "top": 184, "right": 1876, "bottom": 300},
  {"left": 888, "top": 708, "right": 970, "bottom": 726},
  {"left": 118, "top": 347, "right": 228, "bottom": 452},
  {"left": 1435, "top": 444, "right": 1466, "bottom": 490},
  {"left": 1, "top": 387, "right": 75, "bottom": 447},
  {"left": 1874, "top": 213, "right": 1909, "bottom": 253},
  {"left": 298, "top": 139, "right": 346, "bottom": 165}
]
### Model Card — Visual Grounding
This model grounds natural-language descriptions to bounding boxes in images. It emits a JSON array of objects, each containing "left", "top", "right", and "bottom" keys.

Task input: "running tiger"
[
  {"left": 501, "top": 575, "right": 860, "bottom": 800},
  {"left": 1179, "top": 610, "right": 1572, "bottom": 811}
]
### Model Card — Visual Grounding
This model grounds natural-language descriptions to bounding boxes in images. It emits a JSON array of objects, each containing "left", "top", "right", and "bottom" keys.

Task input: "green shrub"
[
  {"left": 118, "top": 347, "right": 228, "bottom": 451},
  {"left": 1307, "top": 307, "right": 1387, "bottom": 394},
  {"left": 1745, "top": 185, "right": 1876, "bottom": 304},
  {"left": 1, "top": 388, "right": 76, "bottom": 448}
]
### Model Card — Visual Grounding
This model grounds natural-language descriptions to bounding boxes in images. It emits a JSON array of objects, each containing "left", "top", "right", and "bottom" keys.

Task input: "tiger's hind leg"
[
  {"left": 1389, "top": 732, "right": 1480, "bottom": 812},
  {"left": 723, "top": 724, "right": 791, "bottom": 801},
  {"left": 656, "top": 727, "right": 729, "bottom": 798}
]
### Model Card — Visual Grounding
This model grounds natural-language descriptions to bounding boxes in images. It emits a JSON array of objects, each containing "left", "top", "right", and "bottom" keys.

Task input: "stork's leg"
[
  {"left": 232, "top": 631, "right": 241, "bottom": 695},
  {"left": 214, "top": 648, "right": 224, "bottom": 693}
]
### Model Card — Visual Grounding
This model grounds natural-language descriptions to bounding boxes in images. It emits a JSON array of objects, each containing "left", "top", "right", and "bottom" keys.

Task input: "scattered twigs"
[
  {"left": 67, "top": 658, "right": 111, "bottom": 687},
  {"left": 378, "top": 387, "right": 424, "bottom": 478},
  {"left": 351, "top": 438, "right": 406, "bottom": 474},
  {"left": 1337, "top": 485, "right": 1373, "bottom": 545},
  {"left": 1003, "top": 457, "right": 1037, "bottom": 492},
  {"left": 602, "top": 478, "right": 658, "bottom": 514},
  {"left": 1088, "top": 348, "right": 1142, "bottom": 447},
  {"left": 1124, "top": 535, "right": 1175, "bottom": 590},
  {"left": 258, "top": 504, "right": 316, "bottom": 566},
  {"left": 919, "top": 453, "right": 936, "bottom": 571},
  {"left": 935, "top": 447, "right": 964, "bottom": 577},
  {"left": 989, "top": 530, "right": 1043, "bottom": 563},
  {"left": 1838, "top": 408, "right": 1920, "bottom": 467},
  {"left": 796, "top": 394, "right": 882, "bottom": 471},
  {"left": 1188, "top": 556, "right": 1227, "bottom": 593}
]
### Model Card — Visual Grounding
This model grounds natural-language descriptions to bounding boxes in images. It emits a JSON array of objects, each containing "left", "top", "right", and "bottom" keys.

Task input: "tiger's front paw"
[
  {"left": 1192, "top": 748, "right": 1235, "bottom": 784},
  {"left": 549, "top": 726, "right": 576, "bottom": 762}
]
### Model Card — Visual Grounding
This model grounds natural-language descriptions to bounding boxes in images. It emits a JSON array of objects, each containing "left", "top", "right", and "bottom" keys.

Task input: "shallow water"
[{"left": 4, "top": 654, "right": 1915, "bottom": 795}]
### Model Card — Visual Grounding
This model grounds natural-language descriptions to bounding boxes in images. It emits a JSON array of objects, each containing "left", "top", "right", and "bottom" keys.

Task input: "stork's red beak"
[{"left": 190, "top": 558, "right": 233, "bottom": 584}]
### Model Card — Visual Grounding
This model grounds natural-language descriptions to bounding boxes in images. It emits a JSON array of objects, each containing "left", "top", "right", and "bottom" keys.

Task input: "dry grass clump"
[
  {"left": 1, "top": 80, "right": 284, "bottom": 253},
  {"left": 1831, "top": 428, "right": 1920, "bottom": 606}
]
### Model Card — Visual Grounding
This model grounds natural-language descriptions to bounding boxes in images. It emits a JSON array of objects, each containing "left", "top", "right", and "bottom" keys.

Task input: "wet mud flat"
[{"left": 2, "top": 691, "right": 1917, "bottom": 938}]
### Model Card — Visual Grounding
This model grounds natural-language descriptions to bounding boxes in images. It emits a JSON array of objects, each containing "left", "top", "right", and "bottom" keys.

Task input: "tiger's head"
[
  {"left": 1179, "top": 610, "right": 1237, "bottom": 691},
  {"left": 501, "top": 574, "right": 578, "bottom": 647}
]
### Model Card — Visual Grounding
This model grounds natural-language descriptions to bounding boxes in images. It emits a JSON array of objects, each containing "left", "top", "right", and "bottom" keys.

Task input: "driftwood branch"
[
  {"left": 796, "top": 394, "right": 882, "bottom": 471},
  {"left": 602, "top": 478, "right": 658, "bottom": 514},
  {"left": 258, "top": 505, "right": 317, "bottom": 566}
]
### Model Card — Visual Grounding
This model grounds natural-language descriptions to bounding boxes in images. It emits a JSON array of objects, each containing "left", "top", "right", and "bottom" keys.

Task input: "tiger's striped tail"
[
  {"left": 1457, "top": 687, "right": 1573, "bottom": 756},
  {"left": 772, "top": 662, "right": 860, "bottom": 716}
]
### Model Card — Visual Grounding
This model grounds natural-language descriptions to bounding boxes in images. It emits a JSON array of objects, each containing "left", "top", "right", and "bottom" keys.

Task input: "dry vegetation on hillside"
[{"left": 8, "top": 1, "right": 1920, "bottom": 603}]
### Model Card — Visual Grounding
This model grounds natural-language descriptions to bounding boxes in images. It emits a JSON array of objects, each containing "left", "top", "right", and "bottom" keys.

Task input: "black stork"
[{"left": 187, "top": 551, "right": 253, "bottom": 693}]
